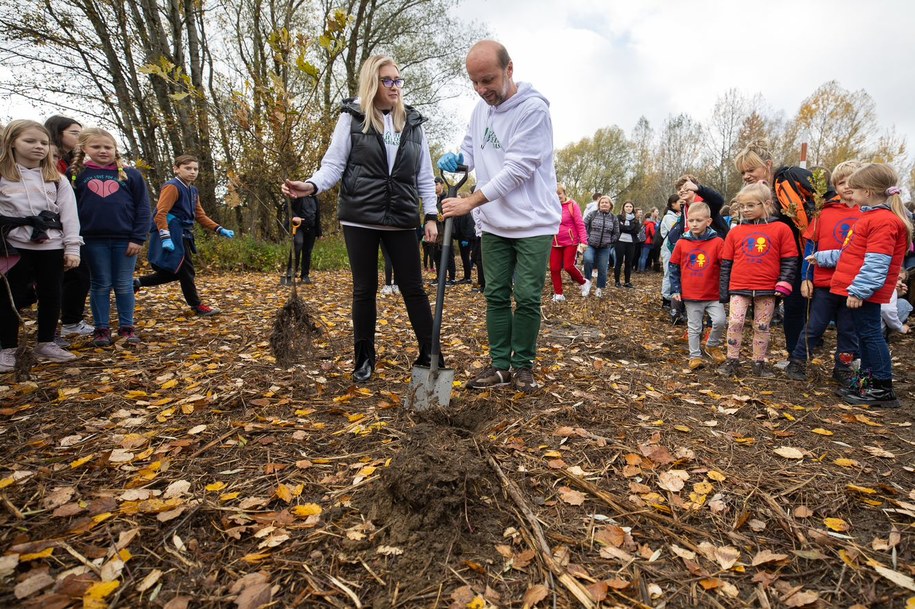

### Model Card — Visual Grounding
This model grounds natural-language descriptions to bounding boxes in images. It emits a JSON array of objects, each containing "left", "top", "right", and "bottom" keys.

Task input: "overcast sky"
[{"left": 442, "top": 0, "right": 915, "bottom": 159}]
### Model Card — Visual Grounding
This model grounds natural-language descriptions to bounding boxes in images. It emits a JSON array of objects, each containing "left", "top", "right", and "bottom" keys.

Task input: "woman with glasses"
[{"left": 282, "top": 56, "right": 440, "bottom": 383}]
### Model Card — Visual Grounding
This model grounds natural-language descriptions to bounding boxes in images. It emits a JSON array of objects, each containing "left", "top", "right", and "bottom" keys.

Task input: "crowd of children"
[{"left": 0, "top": 117, "right": 234, "bottom": 373}]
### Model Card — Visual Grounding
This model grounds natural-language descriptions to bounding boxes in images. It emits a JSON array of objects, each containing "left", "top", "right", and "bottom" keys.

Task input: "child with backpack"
[
  {"left": 69, "top": 127, "right": 151, "bottom": 346},
  {"left": 136, "top": 154, "right": 234, "bottom": 316},
  {"left": 814, "top": 163, "right": 912, "bottom": 407},
  {"left": 668, "top": 202, "right": 726, "bottom": 370},
  {"left": 785, "top": 161, "right": 863, "bottom": 383},
  {"left": 719, "top": 182, "right": 798, "bottom": 378},
  {"left": 0, "top": 120, "right": 82, "bottom": 371}
]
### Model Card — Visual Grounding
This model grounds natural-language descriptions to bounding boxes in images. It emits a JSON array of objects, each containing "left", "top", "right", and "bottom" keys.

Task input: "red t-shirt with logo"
[
  {"left": 670, "top": 236, "right": 724, "bottom": 301},
  {"left": 802, "top": 202, "right": 861, "bottom": 287},
  {"left": 722, "top": 221, "right": 798, "bottom": 291}
]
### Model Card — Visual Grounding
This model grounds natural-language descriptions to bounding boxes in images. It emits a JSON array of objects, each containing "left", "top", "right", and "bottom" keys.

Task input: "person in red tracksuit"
[
  {"left": 811, "top": 163, "right": 912, "bottom": 407},
  {"left": 785, "top": 160, "right": 863, "bottom": 384},
  {"left": 719, "top": 182, "right": 798, "bottom": 378}
]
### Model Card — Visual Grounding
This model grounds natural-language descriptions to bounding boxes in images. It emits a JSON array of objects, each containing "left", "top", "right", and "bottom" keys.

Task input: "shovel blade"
[{"left": 407, "top": 365, "right": 454, "bottom": 410}]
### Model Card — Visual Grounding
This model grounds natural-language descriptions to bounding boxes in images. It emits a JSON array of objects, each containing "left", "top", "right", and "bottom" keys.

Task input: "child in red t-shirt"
[
  {"left": 669, "top": 202, "right": 726, "bottom": 370},
  {"left": 812, "top": 163, "right": 912, "bottom": 407},
  {"left": 719, "top": 183, "right": 799, "bottom": 377},
  {"left": 786, "top": 161, "right": 863, "bottom": 383}
]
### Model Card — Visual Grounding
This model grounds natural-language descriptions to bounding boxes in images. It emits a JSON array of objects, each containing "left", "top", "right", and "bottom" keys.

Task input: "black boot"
[
  {"left": 831, "top": 366, "right": 853, "bottom": 385},
  {"left": 784, "top": 359, "right": 806, "bottom": 380},
  {"left": 843, "top": 378, "right": 899, "bottom": 408}
]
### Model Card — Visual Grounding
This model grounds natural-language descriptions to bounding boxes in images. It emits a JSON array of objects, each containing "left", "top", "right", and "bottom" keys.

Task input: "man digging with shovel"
[{"left": 439, "top": 39, "right": 561, "bottom": 394}]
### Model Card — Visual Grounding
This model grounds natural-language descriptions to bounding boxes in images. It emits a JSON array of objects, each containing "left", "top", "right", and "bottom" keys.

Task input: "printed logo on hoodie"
[{"left": 482, "top": 126, "right": 502, "bottom": 150}]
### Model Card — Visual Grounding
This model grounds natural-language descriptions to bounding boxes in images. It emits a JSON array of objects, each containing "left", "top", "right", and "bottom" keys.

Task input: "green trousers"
[{"left": 481, "top": 233, "right": 552, "bottom": 370}]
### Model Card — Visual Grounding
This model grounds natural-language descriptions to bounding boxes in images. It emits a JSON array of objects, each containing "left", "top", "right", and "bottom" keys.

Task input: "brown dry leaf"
[
  {"left": 871, "top": 565, "right": 915, "bottom": 592},
  {"left": 594, "top": 525, "right": 626, "bottom": 548},
  {"left": 163, "top": 596, "right": 192, "bottom": 609},
  {"left": 14, "top": 572, "right": 55, "bottom": 599},
  {"left": 585, "top": 581, "right": 608, "bottom": 603},
  {"left": 234, "top": 582, "right": 272, "bottom": 609},
  {"left": 558, "top": 486, "right": 586, "bottom": 506},
  {"left": 41, "top": 486, "right": 75, "bottom": 509},
  {"left": 521, "top": 584, "right": 549, "bottom": 609},
  {"left": 794, "top": 506, "right": 813, "bottom": 518},
  {"left": 136, "top": 569, "right": 163, "bottom": 593},
  {"left": 512, "top": 549, "right": 536, "bottom": 570},
  {"left": 670, "top": 544, "right": 696, "bottom": 560},
  {"left": 752, "top": 549, "right": 789, "bottom": 566},
  {"left": 864, "top": 446, "right": 896, "bottom": 459},
  {"left": 714, "top": 546, "right": 740, "bottom": 570},
  {"left": 658, "top": 470, "right": 687, "bottom": 492},
  {"left": 783, "top": 589, "right": 820, "bottom": 607}
]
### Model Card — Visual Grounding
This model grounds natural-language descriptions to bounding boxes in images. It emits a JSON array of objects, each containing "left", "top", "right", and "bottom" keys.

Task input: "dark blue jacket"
[{"left": 71, "top": 165, "right": 151, "bottom": 243}]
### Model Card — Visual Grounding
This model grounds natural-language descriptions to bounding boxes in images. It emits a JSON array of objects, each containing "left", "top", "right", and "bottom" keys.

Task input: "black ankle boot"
[
  {"left": 844, "top": 378, "right": 899, "bottom": 408},
  {"left": 353, "top": 359, "right": 373, "bottom": 383}
]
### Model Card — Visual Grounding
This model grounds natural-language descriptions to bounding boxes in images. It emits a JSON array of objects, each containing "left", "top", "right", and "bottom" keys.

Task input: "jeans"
[
  {"left": 684, "top": 300, "right": 726, "bottom": 358},
  {"left": 638, "top": 244, "right": 651, "bottom": 272},
  {"left": 84, "top": 239, "right": 138, "bottom": 329},
  {"left": 791, "top": 288, "right": 857, "bottom": 365},
  {"left": 583, "top": 246, "right": 611, "bottom": 289},
  {"left": 0, "top": 249, "right": 63, "bottom": 347},
  {"left": 343, "top": 226, "right": 434, "bottom": 367},
  {"left": 482, "top": 233, "right": 552, "bottom": 370},
  {"left": 850, "top": 300, "right": 892, "bottom": 380}
]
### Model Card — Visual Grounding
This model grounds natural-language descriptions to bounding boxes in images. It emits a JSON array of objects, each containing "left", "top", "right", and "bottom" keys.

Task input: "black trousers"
[
  {"left": 614, "top": 241, "right": 637, "bottom": 283},
  {"left": 286, "top": 228, "right": 317, "bottom": 279},
  {"left": 137, "top": 242, "right": 201, "bottom": 308},
  {"left": 433, "top": 242, "right": 456, "bottom": 281},
  {"left": 781, "top": 257, "right": 807, "bottom": 354},
  {"left": 1, "top": 249, "right": 64, "bottom": 347},
  {"left": 342, "top": 225, "right": 434, "bottom": 367},
  {"left": 457, "top": 239, "right": 473, "bottom": 280},
  {"left": 471, "top": 237, "right": 484, "bottom": 287},
  {"left": 60, "top": 248, "right": 90, "bottom": 324}
]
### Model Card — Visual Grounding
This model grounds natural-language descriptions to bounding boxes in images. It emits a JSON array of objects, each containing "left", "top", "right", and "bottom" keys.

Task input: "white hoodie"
[
  {"left": 459, "top": 82, "right": 560, "bottom": 239},
  {"left": 0, "top": 166, "right": 81, "bottom": 257}
]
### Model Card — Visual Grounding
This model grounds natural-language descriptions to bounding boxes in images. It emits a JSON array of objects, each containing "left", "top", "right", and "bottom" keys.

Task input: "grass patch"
[{"left": 195, "top": 231, "right": 350, "bottom": 273}]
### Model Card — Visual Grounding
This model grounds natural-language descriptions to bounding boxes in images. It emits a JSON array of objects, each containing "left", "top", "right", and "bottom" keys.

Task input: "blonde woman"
[{"left": 282, "top": 56, "right": 440, "bottom": 382}]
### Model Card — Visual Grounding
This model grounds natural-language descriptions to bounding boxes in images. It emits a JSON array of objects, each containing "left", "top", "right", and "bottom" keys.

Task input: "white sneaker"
[
  {"left": 34, "top": 342, "right": 76, "bottom": 362},
  {"left": 581, "top": 279, "right": 592, "bottom": 297},
  {"left": 552, "top": 294, "right": 566, "bottom": 302},
  {"left": 0, "top": 348, "right": 15, "bottom": 373},
  {"left": 391, "top": 284, "right": 400, "bottom": 295},
  {"left": 381, "top": 285, "right": 393, "bottom": 296},
  {"left": 595, "top": 288, "right": 603, "bottom": 298},
  {"left": 61, "top": 320, "right": 94, "bottom": 336}
]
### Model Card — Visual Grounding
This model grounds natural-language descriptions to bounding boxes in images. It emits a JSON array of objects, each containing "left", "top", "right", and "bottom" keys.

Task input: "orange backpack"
[{"left": 773, "top": 166, "right": 817, "bottom": 234}]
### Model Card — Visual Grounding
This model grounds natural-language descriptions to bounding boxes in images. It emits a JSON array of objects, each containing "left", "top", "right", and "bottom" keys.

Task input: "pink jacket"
[{"left": 553, "top": 200, "right": 587, "bottom": 247}]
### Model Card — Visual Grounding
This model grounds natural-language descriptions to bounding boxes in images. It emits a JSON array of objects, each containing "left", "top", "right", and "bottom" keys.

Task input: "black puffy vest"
[{"left": 337, "top": 99, "right": 426, "bottom": 229}]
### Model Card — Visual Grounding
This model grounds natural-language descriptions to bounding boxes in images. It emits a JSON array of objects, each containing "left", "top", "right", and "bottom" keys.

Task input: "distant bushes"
[{"left": 195, "top": 231, "right": 350, "bottom": 273}]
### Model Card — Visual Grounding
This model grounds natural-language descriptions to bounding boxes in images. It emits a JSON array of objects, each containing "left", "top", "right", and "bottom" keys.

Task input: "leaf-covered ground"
[{"left": 1, "top": 268, "right": 913, "bottom": 609}]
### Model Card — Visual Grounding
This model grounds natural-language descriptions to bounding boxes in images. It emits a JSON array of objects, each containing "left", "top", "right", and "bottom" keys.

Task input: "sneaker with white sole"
[
  {"left": 381, "top": 285, "right": 394, "bottom": 296},
  {"left": 552, "top": 294, "right": 566, "bottom": 303},
  {"left": 391, "top": 284, "right": 400, "bottom": 295},
  {"left": 581, "top": 279, "right": 592, "bottom": 297},
  {"left": 35, "top": 341, "right": 76, "bottom": 362},
  {"left": 595, "top": 288, "right": 603, "bottom": 298},
  {"left": 61, "top": 320, "right": 94, "bottom": 336},
  {"left": 467, "top": 366, "right": 511, "bottom": 389},
  {"left": 0, "top": 348, "right": 15, "bottom": 372}
]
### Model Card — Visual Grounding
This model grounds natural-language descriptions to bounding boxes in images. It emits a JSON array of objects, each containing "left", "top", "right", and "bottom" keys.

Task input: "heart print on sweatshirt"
[{"left": 87, "top": 178, "right": 120, "bottom": 198}]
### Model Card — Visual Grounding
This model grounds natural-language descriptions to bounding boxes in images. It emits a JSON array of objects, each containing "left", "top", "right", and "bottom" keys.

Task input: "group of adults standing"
[{"left": 284, "top": 39, "right": 559, "bottom": 392}]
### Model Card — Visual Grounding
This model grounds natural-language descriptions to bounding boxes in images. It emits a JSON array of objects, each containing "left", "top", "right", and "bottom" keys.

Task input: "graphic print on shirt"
[
  {"left": 743, "top": 233, "right": 770, "bottom": 262},
  {"left": 832, "top": 216, "right": 857, "bottom": 243},
  {"left": 482, "top": 126, "right": 502, "bottom": 150},
  {"left": 383, "top": 131, "right": 401, "bottom": 147},
  {"left": 686, "top": 249, "right": 709, "bottom": 273},
  {"left": 87, "top": 178, "right": 121, "bottom": 198}
]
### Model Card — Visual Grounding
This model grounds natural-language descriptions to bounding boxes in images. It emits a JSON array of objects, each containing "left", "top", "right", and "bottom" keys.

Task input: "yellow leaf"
[
  {"left": 0, "top": 477, "right": 13, "bottom": 489},
  {"left": 20, "top": 547, "right": 54, "bottom": 561},
  {"left": 241, "top": 552, "right": 270, "bottom": 563},
  {"left": 294, "top": 408, "right": 315, "bottom": 416},
  {"left": 118, "top": 549, "right": 132, "bottom": 561},
  {"left": 834, "top": 458, "right": 859, "bottom": 468},
  {"left": 693, "top": 482, "right": 714, "bottom": 495},
  {"left": 125, "top": 390, "right": 148, "bottom": 399},
  {"left": 160, "top": 379, "right": 178, "bottom": 390},
  {"left": 347, "top": 413, "right": 365, "bottom": 422},
  {"left": 906, "top": 597, "right": 915, "bottom": 609},
  {"left": 811, "top": 428, "right": 833, "bottom": 436},
  {"left": 543, "top": 450, "right": 562, "bottom": 458},
  {"left": 838, "top": 549, "right": 860, "bottom": 569},
  {"left": 312, "top": 458, "right": 331, "bottom": 464},
  {"left": 846, "top": 484, "right": 877, "bottom": 495},
  {"left": 292, "top": 503, "right": 323, "bottom": 517},
  {"left": 824, "top": 517, "right": 849, "bottom": 532},
  {"left": 205, "top": 481, "right": 226, "bottom": 492},
  {"left": 707, "top": 470, "right": 726, "bottom": 482},
  {"left": 70, "top": 454, "right": 95, "bottom": 468},
  {"left": 674, "top": 425, "right": 690, "bottom": 433},
  {"left": 83, "top": 580, "right": 120, "bottom": 609},
  {"left": 219, "top": 492, "right": 240, "bottom": 501},
  {"left": 356, "top": 466, "right": 376, "bottom": 478},
  {"left": 92, "top": 512, "right": 114, "bottom": 524},
  {"left": 275, "top": 483, "right": 293, "bottom": 503},
  {"left": 467, "top": 596, "right": 486, "bottom": 609}
]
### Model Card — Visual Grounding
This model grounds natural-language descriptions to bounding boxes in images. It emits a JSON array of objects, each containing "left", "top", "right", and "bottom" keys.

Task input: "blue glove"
[
  {"left": 217, "top": 227, "right": 235, "bottom": 239},
  {"left": 437, "top": 152, "right": 463, "bottom": 173},
  {"left": 460, "top": 241, "right": 469, "bottom": 247},
  {"left": 161, "top": 237, "right": 175, "bottom": 252}
]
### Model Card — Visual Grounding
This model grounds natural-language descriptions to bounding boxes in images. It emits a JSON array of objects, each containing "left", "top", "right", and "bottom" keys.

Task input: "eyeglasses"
[{"left": 380, "top": 77, "right": 404, "bottom": 88}]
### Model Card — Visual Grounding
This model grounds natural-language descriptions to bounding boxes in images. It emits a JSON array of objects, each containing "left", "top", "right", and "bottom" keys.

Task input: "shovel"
[{"left": 407, "top": 164, "right": 468, "bottom": 410}]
